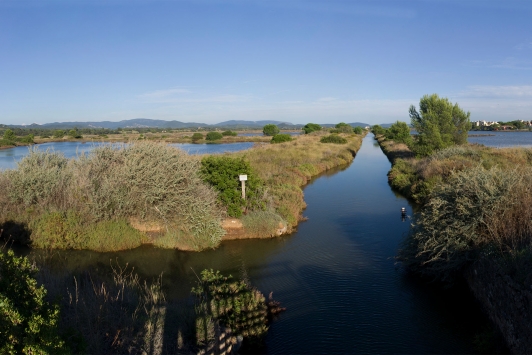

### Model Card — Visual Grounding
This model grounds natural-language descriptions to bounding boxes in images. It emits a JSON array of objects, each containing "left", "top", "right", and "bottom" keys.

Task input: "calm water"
[
  {"left": 468, "top": 131, "right": 532, "bottom": 147},
  {"left": 0, "top": 141, "right": 254, "bottom": 170},
  {"left": 26, "top": 134, "right": 484, "bottom": 353}
]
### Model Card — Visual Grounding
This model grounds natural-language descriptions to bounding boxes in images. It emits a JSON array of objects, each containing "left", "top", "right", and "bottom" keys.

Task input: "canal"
[{"left": 25, "top": 134, "right": 486, "bottom": 353}]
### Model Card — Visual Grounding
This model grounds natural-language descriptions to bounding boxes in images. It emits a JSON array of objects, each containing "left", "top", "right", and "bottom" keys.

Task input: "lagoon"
[
  {"left": 468, "top": 131, "right": 532, "bottom": 147},
  {"left": 0, "top": 141, "right": 255, "bottom": 170}
]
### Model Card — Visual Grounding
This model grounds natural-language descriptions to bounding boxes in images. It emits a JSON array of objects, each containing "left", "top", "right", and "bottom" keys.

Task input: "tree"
[
  {"left": 385, "top": 121, "right": 412, "bottom": 145},
  {"left": 409, "top": 94, "right": 471, "bottom": 156},
  {"left": 3, "top": 129, "right": 16, "bottom": 142},
  {"left": 191, "top": 133, "right": 204, "bottom": 142},
  {"left": 303, "top": 123, "right": 321, "bottom": 134},
  {"left": 53, "top": 130, "right": 65, "bottom": 139},
  {"left": 262, "top": 124, "right": 280, "bottom": 136},
  {"left": 335, "top": 122, "right": 353, "bottom": 133},
  {"left": 353, "top": 126, "right": 363, "bottom": 134},
  {"left": 371, "top": 125, "right": 386, "bottom": 135},
  {"left": 205, "top": 131, "right": 223, "bottom": 141}
]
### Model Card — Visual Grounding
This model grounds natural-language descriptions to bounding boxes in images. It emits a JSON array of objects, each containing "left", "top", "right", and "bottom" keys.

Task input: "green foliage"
[
  {"left": 201, "top": 156, "right": 264, "bottom": 217},
  {"left": 0, "top": 249, "right": 68, "bottom": 354},
  {"left": 191, "top": 133, "right": 204, "bottom": 142},
  {"left": 221, "top": 130, "right": 237, "bottom": 136},
  {"left": 271, "top": 134, "right": 293, "bottom": 144},
  {"left": 18, "top": 134, "right": 35, "bottom": 144},
  {"left": 385, "top": 121, "right": 412, "bottom": 145},
  {"left": 3, "top": 129, "right": 16, "bottom": 143},
  {"left": 302, "top": 123, "right": 321, "bottom": 134},
  {"left": 262, "top": 124, "right": 280, "bottom": 136},
  {"left": 320, "top": 134, "right": 347, "bottom": 144},
  {"left": 409, "top": 94, "right": 471, "bottom": 156},
  {"left": 67, "top": 129, "right": 82, "bottom": 139},
  {"left": 335, "top": 122, "right": 353, "bottom": 133},
  {"left": 353, "top": 126, "right": 363, "bottom": 134},
  {"left": 53, "top": 130, "right": 65, "bottom": 139},
  {"left": 192, "top": 269, "right": 268, "bottom": 345},
  {"left": 205, "top": 131, "right": 223, "bottom": 141},
  {"left": 371, "top": 125, "right": 386, "bottom": 135}
]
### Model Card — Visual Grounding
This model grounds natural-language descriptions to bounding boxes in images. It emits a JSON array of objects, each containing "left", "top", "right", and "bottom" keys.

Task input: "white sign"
[{"left": 239, "top": 175, "right": 248, "bottom": 181}]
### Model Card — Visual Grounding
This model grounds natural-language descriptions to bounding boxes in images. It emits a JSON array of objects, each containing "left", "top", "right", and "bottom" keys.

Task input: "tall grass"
[
  {"left": 0, "top": 141, "right": 224, "bottom": 251},
  {"left": 399, "top": 165, "right": 532, "bottom": 282},
  {"left": 233, "top": 133, "right": 363, "bottom": 229}
]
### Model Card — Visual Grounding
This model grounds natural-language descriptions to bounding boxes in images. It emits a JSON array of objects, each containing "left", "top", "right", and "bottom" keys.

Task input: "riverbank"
[
  {"left": 374, "top": 133, "right": 532, "bottom": 353},
  {"left": 0, "top": 132, "right": 364, "bottom": 252}
]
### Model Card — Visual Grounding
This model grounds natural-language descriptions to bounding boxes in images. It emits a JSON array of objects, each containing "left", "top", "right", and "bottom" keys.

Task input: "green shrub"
[
  {"left": 385, "top": 121, "right": 412, "bottom": 145},
  {"left": 53, "top": 130, "right": 65, "bottom": 139},
  {"left": 303, "top": 123, "right": 321, "bottom": 134},
  {"left": 68, "top": 130, "right": 82, "bottom": 139},
  {"left": 335, "top": 122, "right": 353, "bottom": 133},
  {"left": 221, "top": 130, "right": 237, "bottom": 136},
  {"left": 372, "top": 125, "right": 386, "bottom": 135},
  {"left": 0, "top": 249, "right": 68, "bottom": 354},
  {"left": 3, "top": 129, "right": 16, "bottom": 144},
  {"left": 191, "top": 133, "right": 204, "bottom": 142},
  {"left": 353, "top": 126, "right": 363, "bottom": 134},
  {"left": 201, "top": 156, "right": 264, "bottom": 217},
  {"left": 262, "top": 124, "right": 280, "bottom": 136},
  {"left": 205, "top": 132, "right": 223, "bottom": 141},
  {"left": 320, "top": 134, "right": 347, "bottom": 144},
  {"left": 271, "top": 134, "right": 292, "bottom": 144}
]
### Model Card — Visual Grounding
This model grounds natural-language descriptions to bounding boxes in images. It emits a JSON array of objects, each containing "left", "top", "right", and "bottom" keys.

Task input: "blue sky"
[{"left": 1, "top": 0, "right": 531, "bottom": 125}]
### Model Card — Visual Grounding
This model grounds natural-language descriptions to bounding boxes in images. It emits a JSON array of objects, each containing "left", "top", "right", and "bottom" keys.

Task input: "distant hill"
[{"left": 8, "top": 119, "right": 303, "bottom": 130}]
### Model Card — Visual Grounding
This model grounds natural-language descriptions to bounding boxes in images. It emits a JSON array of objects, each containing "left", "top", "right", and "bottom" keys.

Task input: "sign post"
[{"left": 239, "top": 175, "right": 247, "bottom": 200}]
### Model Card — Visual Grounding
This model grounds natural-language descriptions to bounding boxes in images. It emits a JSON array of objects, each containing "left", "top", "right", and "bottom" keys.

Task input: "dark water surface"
[
  {"left": 26, "top": 134, "right": 484, "bottom": 353},
  {"left": 0, "top": 141, "right": 254, "bottom": 170}
]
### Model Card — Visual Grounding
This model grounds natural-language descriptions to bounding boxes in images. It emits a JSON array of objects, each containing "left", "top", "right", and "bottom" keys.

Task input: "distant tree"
[
  {"left": 409, "top": 94, "right": 471, "bottom": 156},
  {"left": 335, "top": 122, "right": 353, "bottom": 133},
  {"left": 222, "top": 130, "right": 237, "bottom": 136},
  {"left": 262, "top": 124, "right": 280, "bottom": 136},
  {"left": 206, "top": 132, "right": 223, "bottom": 141},
  {"left": 385, "top": 121, "right": 412, "bottom": 145},
  {"left": 271, "top": 134, "right": 293, "bottom": 144},
  {"left": 53, "top": 130, "right": 65, "bottom": 139},
  {"left": 353, "top": 126, "right": 363, "bottom": 134},
  {"left": 191, "top": 133, "right": 204, "bottom": 142},
  {"left": 371, "top": 125, "right": 386, "bottom": 135},
  {"left": 3, "top": 129, "right": 15, "bottom": 142},
  {"left": 68, "top": 129, "right": 82, "bottom": 139},
  {"left": 302, "top": 123, "right": 321, "bottom": 134},
  {"left": 511, "top": 120, "right": 526, "bottom": 130}
]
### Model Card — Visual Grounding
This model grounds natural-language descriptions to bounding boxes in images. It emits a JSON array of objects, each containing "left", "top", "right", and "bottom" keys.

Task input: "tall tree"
[{"left": 409, "top": 94, "right": 471, "bottom": 156}]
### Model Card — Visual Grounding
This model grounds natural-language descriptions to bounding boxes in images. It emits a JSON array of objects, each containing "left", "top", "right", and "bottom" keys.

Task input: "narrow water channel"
[{"left": 26, "top": 134, "right": 485, "bottom": 353}]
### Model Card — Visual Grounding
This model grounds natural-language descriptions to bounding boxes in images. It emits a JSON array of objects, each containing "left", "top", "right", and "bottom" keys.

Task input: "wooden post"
[{"left": 239, "top": 175, "right": 248, "bottom": 200}]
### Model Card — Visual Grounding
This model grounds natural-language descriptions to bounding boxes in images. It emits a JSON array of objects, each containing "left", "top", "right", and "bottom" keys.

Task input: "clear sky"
[{"left": 1, "top": 0, "right": 531, "bottom": 125}]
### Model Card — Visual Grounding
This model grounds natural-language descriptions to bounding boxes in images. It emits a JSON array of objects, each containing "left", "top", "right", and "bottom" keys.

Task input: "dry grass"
[
  {"left": 233, "top": 132, "right": 363, "bottom": 228},
  {"left": 0, "top": 141, "right": 225, "bottom": 251}
]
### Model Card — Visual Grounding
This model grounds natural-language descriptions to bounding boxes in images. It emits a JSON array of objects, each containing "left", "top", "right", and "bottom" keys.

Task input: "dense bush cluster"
[
  {"left": 200, "top": 156, "right": 264, "bottom": 217},
  {"left": 271, "top": 134, "right": 292, "bottom": 144},
  {"left": 206, "top": 131, "right": 223, "bottom": 141},
  {"left": 400, "top": 165, "right": 532, "bottom": 282},
  {"left": 320, "top": 134, "right": 347, "bottom": 144},
  {"left": 302, "top": 123, "right": 321, "bottom": 134},
  {"left": 0, "top": 142, "right": 225, "bottom": 251},
  {"left": 262, "top": 124, "right": 280, "bottom": 136}
]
